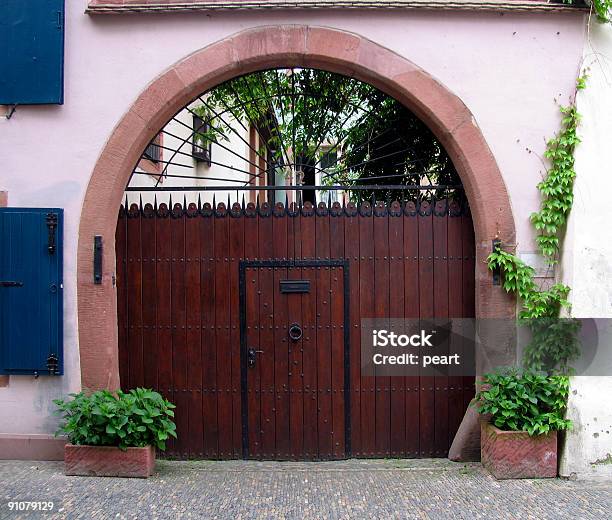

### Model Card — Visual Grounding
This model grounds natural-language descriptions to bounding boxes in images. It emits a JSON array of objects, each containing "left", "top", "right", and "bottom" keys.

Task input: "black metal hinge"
[
  {"left": 47, "top": 353, "right": 59, "bottom": 375},
  {"left": 46, "top": 213, "right": 58, "bottom": 254},
  {"left": 0, "top": 281, "right": 23, "bottom": 287},
  {"left": 94, "top": 235, "right": 103, "bottom": 284}
]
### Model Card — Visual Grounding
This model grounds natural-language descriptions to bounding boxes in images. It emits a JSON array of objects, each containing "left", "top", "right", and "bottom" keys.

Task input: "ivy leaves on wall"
[
  {"left": 592, "top": 0, "right": 612, "bottom": 22},
  {"left": 487, "top": 74, "right": 588, "bottom": 374},
  {"left": 530, "top": 81, "right": 585, "bottom": 259},
  {"left": 563, "top": 1, "right": 612, "bottom": 23}
]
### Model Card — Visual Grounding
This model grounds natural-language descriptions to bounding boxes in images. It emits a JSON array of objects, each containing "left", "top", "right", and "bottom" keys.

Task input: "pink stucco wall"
[{"left": 0, "top": 4, "right": 585, "bottom": 434}]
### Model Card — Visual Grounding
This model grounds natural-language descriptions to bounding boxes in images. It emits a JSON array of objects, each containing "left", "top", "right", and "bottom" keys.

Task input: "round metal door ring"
[{"left": 288, "top": 323, "right": 303, "bottom": 342}]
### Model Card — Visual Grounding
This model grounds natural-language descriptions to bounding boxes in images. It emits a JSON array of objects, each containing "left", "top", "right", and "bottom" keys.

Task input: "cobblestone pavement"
[{"left": 0, "top": 459, "right": 610, "bottom": 520}]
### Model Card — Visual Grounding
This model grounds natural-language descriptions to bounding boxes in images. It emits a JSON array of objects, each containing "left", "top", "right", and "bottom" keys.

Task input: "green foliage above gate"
[{"left": 190, "top": 68, "right": 459, "bottom": 200}]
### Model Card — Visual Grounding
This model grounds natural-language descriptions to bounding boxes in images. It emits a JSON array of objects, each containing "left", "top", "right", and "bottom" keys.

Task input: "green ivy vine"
[
  {"left": 530, "top": 99, "right": 582, "bottom": 259},
  {"left": 589, "top": 0, "right": 612, "bottom": 23},
  {"left": 487, "top": 74, "right": 588, "bottom": 373},
  {"left": 563, "top": 1, "right": 612, "bottom": 23}
]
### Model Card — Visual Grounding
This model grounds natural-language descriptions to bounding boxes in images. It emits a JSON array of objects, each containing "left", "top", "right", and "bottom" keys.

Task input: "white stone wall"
[{"left": 559, "top": 20, "right": 612, "bottom": 481}]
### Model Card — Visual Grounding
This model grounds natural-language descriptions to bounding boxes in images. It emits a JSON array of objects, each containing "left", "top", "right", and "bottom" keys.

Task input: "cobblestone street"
[{"left": 0, "top": 459, "right": 610, "bottom": 519}]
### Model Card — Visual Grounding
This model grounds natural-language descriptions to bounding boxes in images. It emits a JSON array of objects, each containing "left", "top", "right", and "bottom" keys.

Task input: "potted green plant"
[
  {"left": 474, "top": 369, "right": 571, "bottom": 479},
  {"left": 54, "top": 388, "right": 176, "bottom": 478}
]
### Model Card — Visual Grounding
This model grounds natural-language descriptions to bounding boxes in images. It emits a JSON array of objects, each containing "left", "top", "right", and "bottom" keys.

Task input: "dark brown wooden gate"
[{"left": 116, "top": 197, "right": 475, "bottom": 459}]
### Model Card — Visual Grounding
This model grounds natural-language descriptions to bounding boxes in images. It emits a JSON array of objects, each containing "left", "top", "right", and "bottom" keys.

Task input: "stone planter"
[
  {"left": 64, "top": 444, "right": 155, "bottom": 478},
  {"left": 481, "top": 421, "right": 557, "bottom": 479}
]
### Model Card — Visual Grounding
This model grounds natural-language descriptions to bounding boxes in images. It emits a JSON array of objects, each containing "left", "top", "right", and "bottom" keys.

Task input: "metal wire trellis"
[{"left": 127, "top": 67, "right": 462, "bottom": 204}]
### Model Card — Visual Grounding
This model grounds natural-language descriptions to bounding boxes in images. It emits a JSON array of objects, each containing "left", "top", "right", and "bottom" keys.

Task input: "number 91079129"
[{"left": 6, "top": 501, "right": 54, "bottom": 512}]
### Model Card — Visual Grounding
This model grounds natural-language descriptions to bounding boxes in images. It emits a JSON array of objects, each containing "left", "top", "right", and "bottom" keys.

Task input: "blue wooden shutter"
[
  {"left": 0, "top": 208, "right": 63, "bottom": 375},
  {"left": 0, "top": 0, "right": 65, "bottom": 105}
]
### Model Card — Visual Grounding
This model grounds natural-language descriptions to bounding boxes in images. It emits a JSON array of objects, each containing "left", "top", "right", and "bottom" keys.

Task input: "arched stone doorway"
[{"left": 77, "top": 25, "right": 515, "bottom": 455}]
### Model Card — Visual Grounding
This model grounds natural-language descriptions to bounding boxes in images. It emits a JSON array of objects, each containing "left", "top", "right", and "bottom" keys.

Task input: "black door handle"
[
  {"left": 247, "top": 347, "right": 264, "bottom": 368},
  {"left": 0, "top": 281, "right": 23, "bottom": 287}
]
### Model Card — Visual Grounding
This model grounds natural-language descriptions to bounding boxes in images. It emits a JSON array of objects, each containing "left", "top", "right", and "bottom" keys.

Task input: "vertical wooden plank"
[
  {"left": 329, "top": 208, "right": 345, "bottom": 458},
  {"left": 185, "top": 207, "right": 203, "bottom": 458},
  {"left": 287, "top": 203, "right": 299, "bottom": 260},
  {"left": 315, "top": 207, "right": 332, "bottom": 458},
  {"left": 170, "top": 204, "right": 187, "bottom": 457},
  {"left": 214, "top": 210, "right": 233, "bottom": 458},
  {"left": 403, "top": 203, "right": 420, "bottom": 458},
  {"left": 244, "top": 207, "right": 260, "bottom": 458},
  {"left": 388, "top": 204, "right": 405, "bottom": 457},
  {"left": 447, "top": 200, "right": 465, "bottom": 448},
  {"left": 245, "top": 264, "right": 261, "bottom": 458},
  {"left": 272, "top": 271, "right": 290, "bottom": 459},
  {"left": 126, "top": 205, "right": 143, "bottom": 390},
  {"left": 359, "top": 204, "right": 376, "bottom": 457},
  {"left": 298, "top": 209, "right": 316, "bottom": 457},
  {"left": 272, "top": 209, "right": 290, "bottom": 458},
  {"left": 344, "top": 205, "right": 361, "bottom": 456},
  {"left": 200, "top": 208, "right": 218, "bottom": 458},
  {"left": 298, "top": 264, "right": 316, "bottom": 459},
  {"left": 300, "top": 207, "right": 314, "bottom": 261},
  {"left": 433, "top": 199, "right": 449, "bottom": 457},
  {"left": 141, "top": 205, "right": 158, "bottom": 392},
  {"left": 229, "top": 205, "right": 245, "bottom": 458},
  {"left": 418, "top": 199, "right": 435, "bottom": 457},
  {"left": 373, "top": 205, "right": 390, "bottom": 457},
  {"left": 462, "top": 207, "right": 476, "bottom": 410},
  {"left": 155, "top": 205, "right": 173, "bottom": 454},
  {"left": 257, "top": 208, "right": 276, "bottom": 458},
  {"left": 286, "top": 266, "right": 306, "bottom": 459},
  {"left": 116, "top": 207, "right": 129, "bottom": 389}
]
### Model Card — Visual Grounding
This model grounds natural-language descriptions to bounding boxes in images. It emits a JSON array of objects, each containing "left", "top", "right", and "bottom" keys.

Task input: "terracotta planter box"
[
  {"left": 64, "top": 444, "right": 155, "bottom": 478},
  {"left": 481, "top": 421, "right": 557, "bottom": 479}
]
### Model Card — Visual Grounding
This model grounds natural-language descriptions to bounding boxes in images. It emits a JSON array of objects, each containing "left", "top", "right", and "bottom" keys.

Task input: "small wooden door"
[{"left": 240, "top": 260, "right": 349, "bottom": 460}]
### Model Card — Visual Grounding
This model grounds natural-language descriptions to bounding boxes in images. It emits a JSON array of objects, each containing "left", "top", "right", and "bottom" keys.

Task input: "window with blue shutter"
[
  {"left": 0, "top": 208, "right": 63, "bottom": 376},
  {"left": 0, "top": 0, "right": 65, "bottom": 105}
]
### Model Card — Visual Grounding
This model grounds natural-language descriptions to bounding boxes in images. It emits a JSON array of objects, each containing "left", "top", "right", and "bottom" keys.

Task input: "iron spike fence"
[{"left": 121, "top": 185, "right": 469, "bottom": 219}]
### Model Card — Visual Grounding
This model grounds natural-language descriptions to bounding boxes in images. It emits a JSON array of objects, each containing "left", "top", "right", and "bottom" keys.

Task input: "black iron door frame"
[{"left": 239, "top": 258, "right": 351, "bottom": 459}]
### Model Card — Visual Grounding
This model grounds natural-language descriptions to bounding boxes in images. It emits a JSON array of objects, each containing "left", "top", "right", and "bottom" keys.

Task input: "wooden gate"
[
  {"left": 116, "top": 196, "right": 475, "bottom": 459},
  {"left": 241, "top": 259, "right": 349, "bottom": 459}
]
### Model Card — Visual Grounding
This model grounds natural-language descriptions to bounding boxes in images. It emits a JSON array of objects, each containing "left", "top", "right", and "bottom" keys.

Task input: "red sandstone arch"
[{"left": 78, "top": 25, "right": 515, "bottom": 401}]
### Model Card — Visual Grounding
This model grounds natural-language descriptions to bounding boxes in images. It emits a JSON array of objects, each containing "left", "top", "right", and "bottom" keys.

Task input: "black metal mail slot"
[{"left": 280, "top": 280, "right": 310, "bottom": 294}]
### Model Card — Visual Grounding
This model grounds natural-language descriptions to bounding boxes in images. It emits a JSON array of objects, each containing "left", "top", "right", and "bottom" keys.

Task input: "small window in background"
[
  {"left": 320, "top": 150, "right": 338, "bottom": 171},
  {"left": 193, "top": 114, "right": 212, "bottom": 165},
  {"left": 319, "top": 149, "right": 339, "bottom": 203},
  {"left": 143, "top": 135, "right": 162, "bottom": 163}
]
